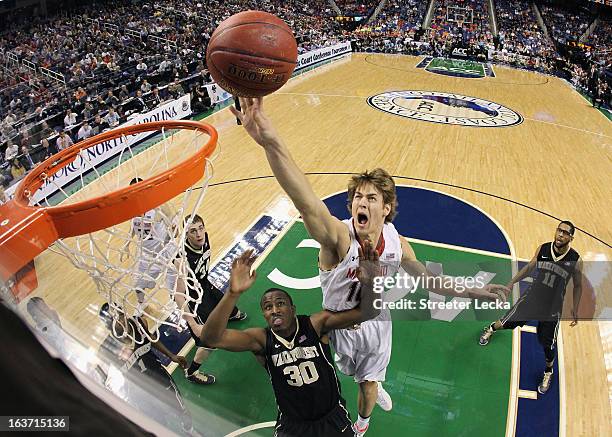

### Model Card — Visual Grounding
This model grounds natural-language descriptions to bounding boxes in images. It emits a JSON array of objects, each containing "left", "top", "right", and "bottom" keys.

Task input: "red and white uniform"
[{"left": 319, "top": 219, "right": 402, "bottom": 382}]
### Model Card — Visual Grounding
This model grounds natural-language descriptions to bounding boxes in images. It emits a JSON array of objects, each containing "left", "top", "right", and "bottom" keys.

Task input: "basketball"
[{"left": 205, "top": 10, "right": 298, "bottom": 98}]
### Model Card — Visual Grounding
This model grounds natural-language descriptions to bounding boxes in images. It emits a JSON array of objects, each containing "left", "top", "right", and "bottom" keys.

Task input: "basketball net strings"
[{"left": 33, "top": 127, "right": 216, "bottom": 344}]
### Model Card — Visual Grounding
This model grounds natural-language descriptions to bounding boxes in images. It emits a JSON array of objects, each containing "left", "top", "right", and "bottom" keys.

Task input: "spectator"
[
  {"left": 118, "top": 85, "right": 130, "bottom": 101},
  {"left": 77, "top": 121, "right": 93, "bottom": 140},
  {"left": 191, "top": 83, "right": 210, "bottom": 113},
  {"left": 56, "top": 131, "right": 74, "bottom": 151},
  {"left": 64, "top": 109, "right": 78, "bottom": 127},
  {"left": 41, "top": 137, "right": 59, "bottom": 160},
  {"left": 3, "top": 112, "right": 17, "bottom": 129},
  {"left": 104, "top": 107, "right": 120, "bottom": 127},
  {"left": 168, "top": 79, "right": 185, "bottom": 99},
  {"left": 158, "top": 56, "right": 172, "bottom": 73},
  {"left": 141, "top": 79, "right": 152, "bottom": 93},
  {"left": 10, "top": 158, "right": 26, "bottom": 179},
  {"left": 20, "top": 145, "right": 36, "bottom": 169},
  {"left": 91, "top": 114, "right": 109, "bottom": 135},
  {"left": 74, "top": 87, "right": 87, "bottom": 102},
  {"left": 148, "top": 87, "right": 163, "bottom": 108},
  {"left": 95, "top": 95, "right": 108, "bottom": 113},
  {"left": 32, "top": 106, "right": 47, "bottom": 123},
  {"left": 105, "top": 90, "right": 120, "bottom": 108},
  {"left": 4, "top": 141, "right": 18, "bottom": 162},
  {"left": 81, "top": 102, "right": 95, "bottom": 120},
  {"left": 132, "top": 90, "right": 148, "bottom": 113}
]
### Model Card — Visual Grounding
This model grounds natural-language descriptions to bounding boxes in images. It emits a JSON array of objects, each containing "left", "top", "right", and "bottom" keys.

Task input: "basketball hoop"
[{"left": 0, "top": 120, "right": 218, "bottom": 343}]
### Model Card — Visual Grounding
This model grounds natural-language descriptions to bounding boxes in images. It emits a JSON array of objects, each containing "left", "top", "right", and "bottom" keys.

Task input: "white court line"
[
  {"left": 523, "top": 117, "right": 611, "bottom": 139},
  {"left": 406, "top": 236, "right": 514, "bottom": 259},
  {"left": 518, "top": 389, "right": 538, "bottom": 400},
  {"left": 276, "top": 91, "right": 364, "bottom": 99},
  {"left": 558, "top": 325, "right": 567, "bottom": 437},
  {"left": 224, "top": 421, "right": 276, "bottom": 437},
  {"left": 520, "top": 326, "right": 538, "bottom": 334},
  {"left": 506, "top": 327, "right": 520, "bottom": 437}
]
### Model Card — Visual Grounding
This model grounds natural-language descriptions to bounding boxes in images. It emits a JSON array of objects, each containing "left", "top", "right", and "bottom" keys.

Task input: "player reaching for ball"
[
  {"left": 200, "top": 241, "right": 381, "bottom": 437},
  {"left": 231, "top": 97, "right": 509, "bottom": 436}
]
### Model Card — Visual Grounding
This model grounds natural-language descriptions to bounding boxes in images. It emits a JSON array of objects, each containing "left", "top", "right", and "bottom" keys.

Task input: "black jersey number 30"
[{"left": 283, "top": 361, "right": 320, "bottom": 387}]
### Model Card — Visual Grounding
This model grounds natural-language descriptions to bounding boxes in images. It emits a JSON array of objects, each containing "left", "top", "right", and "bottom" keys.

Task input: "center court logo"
[{"left": 367, "top": 90, "right": 523, "bottom": 127}]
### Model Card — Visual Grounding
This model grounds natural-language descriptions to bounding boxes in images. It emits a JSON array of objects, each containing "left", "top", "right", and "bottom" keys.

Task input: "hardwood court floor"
[{"left": 29, "top": 53, "right": 611, "bottom": 436}]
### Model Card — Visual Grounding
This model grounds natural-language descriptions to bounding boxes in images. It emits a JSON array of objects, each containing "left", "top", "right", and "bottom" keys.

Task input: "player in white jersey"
[
  {"left": 120, "top": 178, "right": 178, "bottom": 305},
  {"left": 232, "top": 97, "right": 508, "bottom": 436}
]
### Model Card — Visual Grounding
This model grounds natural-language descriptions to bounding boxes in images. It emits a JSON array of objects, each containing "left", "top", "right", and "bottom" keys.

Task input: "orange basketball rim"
[{"left": 0, "top": 120, "right": 218, "bottom": 282}]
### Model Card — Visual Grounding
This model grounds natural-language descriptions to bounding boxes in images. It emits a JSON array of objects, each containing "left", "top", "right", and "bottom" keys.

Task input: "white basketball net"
[{"left": 28, "top": 125, "right": 218, "bottom": 344}]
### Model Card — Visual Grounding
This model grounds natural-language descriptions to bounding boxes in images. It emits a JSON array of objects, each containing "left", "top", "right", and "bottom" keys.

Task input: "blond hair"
[{"left": 347, "top": 168, "right": 397, "bottom": 223}]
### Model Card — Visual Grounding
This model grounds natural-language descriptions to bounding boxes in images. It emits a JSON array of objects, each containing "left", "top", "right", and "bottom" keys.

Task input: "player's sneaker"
[
  {"left": 185, "top": 370, "right": 216, "bottom": 385},
  {"left": 229, "top": 310, "right": 247, "bottom": 322},
  {"left": 538, "top": 370, "right": 553, "bottom": 394},
  {"left": 376, "top": 381, "right": 393, "bottom": 411},
  {"left": 353, "top": 422, "right": 369, "bottom": 437},
  {"left": 479, "top": 325, "right": 495, "bottom": 346}
]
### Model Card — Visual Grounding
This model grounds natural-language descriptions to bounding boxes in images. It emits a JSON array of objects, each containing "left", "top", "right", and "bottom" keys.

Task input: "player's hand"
[
  {"left": 173, "top": 355, "right": 188, "bottom": 369},
  {"left": 469, "top": 284, "right": 510, "bottom": 302},
  {"left": 230, "top": 97, "right": 279, "bottom": 148},
  {"left": 229, "top": 249, "right": 257, "bottom": 295},
  {"left": 570, "top": 310, "right": 578, "bottom": 327},
  {"left": 356, "top": 239, "right": 380, "bottom": 285}
]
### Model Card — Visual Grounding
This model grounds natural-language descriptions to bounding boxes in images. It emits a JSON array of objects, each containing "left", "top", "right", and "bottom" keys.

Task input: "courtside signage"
[
  {"left": 367, "top": 90, "right": 522, "bottom": 127},
  {"left": 6, "top": 95, "right": 192, "bottom": 203}
]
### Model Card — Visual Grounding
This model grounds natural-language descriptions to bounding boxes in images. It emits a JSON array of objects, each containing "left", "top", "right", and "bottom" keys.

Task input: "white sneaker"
[
  {"left": 376, "top": 381, "right": 392, "bottom": 411},
  {"left": 353, "top": 422, "right": 369, "bottom": 437},
  {"left": 538, "top": 370, "right": 553, "bottom": 394}
]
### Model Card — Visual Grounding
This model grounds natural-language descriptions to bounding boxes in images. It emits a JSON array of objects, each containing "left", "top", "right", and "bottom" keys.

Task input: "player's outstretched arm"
[
  {"left": 311, "top": 240, "right": 382, "bottom": 336},
  {"left": 506, "top": 246, "right": 539, "bottom": 290},
  {"left": 231, "top": 97, "right": 347, "bottom": 250},
  {"left": 200, "top": 250, "right": 266, "bottom": 352},
  {"left": 152, "top": 337, "right": 188, "bottom": 369},
  {"left": 400, "top": 238, "right": 510, "bottom": 301}
]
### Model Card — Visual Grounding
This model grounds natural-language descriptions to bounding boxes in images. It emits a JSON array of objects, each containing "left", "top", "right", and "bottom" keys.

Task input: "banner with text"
[
  {"left": 7, "top": 94, "right": 192, "bottom": 203},
  {"left": 295, "top": 41, "right": 352, "bottom": 72},
  {"left": 203, "top": 41, "right": 353, "bottom": 105}
]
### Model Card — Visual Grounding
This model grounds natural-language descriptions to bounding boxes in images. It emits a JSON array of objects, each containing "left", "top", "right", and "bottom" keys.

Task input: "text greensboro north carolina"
[{"left": 371, "top": 273, "right": 510, "bottom": 311}]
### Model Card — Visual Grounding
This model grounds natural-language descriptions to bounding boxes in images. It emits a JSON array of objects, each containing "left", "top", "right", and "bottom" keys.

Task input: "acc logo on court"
[{"left": 367, "top": 90, "right": 522, "bottom": 127}]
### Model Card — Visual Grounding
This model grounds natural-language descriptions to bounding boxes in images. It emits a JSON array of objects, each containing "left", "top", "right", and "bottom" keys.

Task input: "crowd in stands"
[
  {"left": 584, "top": 14, "right": 611, "bottom": 48},
  {"left": 495, "top": 0, "right": 556, "bottom": 59},
  {"left": 0, "top": 0, "right": 610, "bottom": 191},
  {"left": 0, "top": 0, "right": 339, "bottom": 190},
  {"left": 539, "top": 1, "right": 593, "bottom": 44},
  {"left": 335, "top": 1, "right": 380, "bottom": 17},
  {"left": 355, "top": 0, "right": 428, "bottom": 35}
]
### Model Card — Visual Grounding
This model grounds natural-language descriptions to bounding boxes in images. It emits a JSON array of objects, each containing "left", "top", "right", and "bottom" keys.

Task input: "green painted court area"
[
  {"left": 426, "top": 58, "right": 486, "bottom": 78},
  {"left": 176, "top": 221, "right": 514, "bottom": 436}
]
